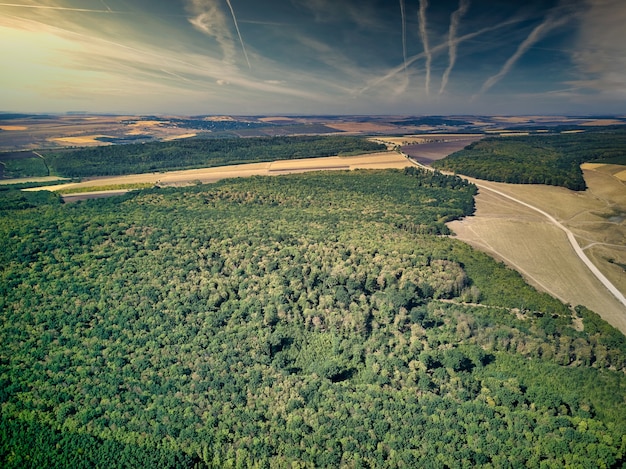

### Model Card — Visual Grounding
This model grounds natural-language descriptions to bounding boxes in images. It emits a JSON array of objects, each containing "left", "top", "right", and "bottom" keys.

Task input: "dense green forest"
[
  {"left": 432, "top": 128, "right": 626, "bottom": 190},
  {"left": 32, "top": 136, "right": 385, "bottom": 178},
  {"left": 1, "top": 168, "right": 626, "bottom": 467}
]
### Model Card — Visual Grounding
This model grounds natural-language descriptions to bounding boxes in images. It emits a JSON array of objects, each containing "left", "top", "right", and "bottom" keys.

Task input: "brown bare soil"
[{"left": 448, "top": 166, "right": 626, "bottom": 333}]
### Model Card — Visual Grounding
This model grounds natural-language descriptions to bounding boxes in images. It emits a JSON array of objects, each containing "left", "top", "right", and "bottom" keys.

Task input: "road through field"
[
  {"left": 449, "top": 177, "right": 626, "bottom": 334},
  {"left": 404, "top": 155, "right": 626, "bottom": 332},
  {"left": 475, "top": 183, "right": 626, "bottom": 309}
]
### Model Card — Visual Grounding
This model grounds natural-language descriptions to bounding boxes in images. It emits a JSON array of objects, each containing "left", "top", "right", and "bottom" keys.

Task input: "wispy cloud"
[
  {"left": 291, "top": 0, "right": 380, "bottom": 29},
  {"left": 569, "top": 0, "right": 626, "bottom": 97},
  {"left": 399, "top": 0, "right": 408, "bottom": 77},
  {"left": 417, "top": 0, "right": 432, "bottom": 95},
  {"left": 100, "top": 0, "right": 112, "bottom": 13},
  {"left": 475, "top": 8, "right": 573, "bottom": 97},
  {"left": 439, "top": 0, "right": 470, "bottom": 95},
  {"left": 0, "top": 2, "right": 113, "bottom": 13},
  {"left": 0, "top": 11, "right": 326, "bottom": 105},
  {"left": 186, "top": 0, "right": 238, "bottom": 64},
  {"left": 225, "top": 0, "right": 251, "bottom": 69},
  {"left": 359, "top": 19, "right": 523, "bottom": 96}
]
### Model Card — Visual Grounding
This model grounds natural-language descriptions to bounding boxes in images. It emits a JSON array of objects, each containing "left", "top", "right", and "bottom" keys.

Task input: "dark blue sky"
[{"left": 1, "top": 0, "right": 624, "bottom": 115}]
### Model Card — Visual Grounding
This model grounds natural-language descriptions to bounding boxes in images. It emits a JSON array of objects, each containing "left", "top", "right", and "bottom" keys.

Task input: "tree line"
[
  {"left": 432, "top": 128, "right": 626, "bottom": 190},
  {"left": 39, "top": 136, "right": 385, "bottom": 178}
]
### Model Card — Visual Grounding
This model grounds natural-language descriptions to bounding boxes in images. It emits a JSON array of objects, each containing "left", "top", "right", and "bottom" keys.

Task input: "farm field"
[
  {"left": 26, "top": 151, "right": 410, "bottom": 195},
  {"left": 448, "top": 166, "right": 626, "bottom": 333}
]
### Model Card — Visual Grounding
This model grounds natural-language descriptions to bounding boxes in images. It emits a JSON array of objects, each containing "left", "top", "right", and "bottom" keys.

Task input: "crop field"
[
  {"left": 52, "top": 135, "right": 115, "bottom": 146},
  {"left": 26, "top": 151, "right": 411, "bottom": 194},
  {"left": 322, "top": 122, "right": 401, "bottom": 133},
  {"left": 448, "top": 167, "right": 626, "bottom": 333},
  {"left": 0, "top": 125, "right": 28, "bottom": 131}
]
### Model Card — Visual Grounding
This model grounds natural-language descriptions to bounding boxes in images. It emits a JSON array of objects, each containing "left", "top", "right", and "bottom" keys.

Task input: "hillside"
[
  {"left": 1, "top": 169, "right": 625, "bottom": 467},
  {"left": 432, "top": 128, "right": 626, "bottom": 190}
]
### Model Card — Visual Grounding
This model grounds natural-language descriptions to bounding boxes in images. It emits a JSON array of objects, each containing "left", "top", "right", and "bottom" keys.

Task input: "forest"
[
  {"left": 33, "top": 136, "right": 385, "bottom": 178},
  {"left": 432, "top": 127, "right": 626, "bottom": 190},
  {"left": 1, "top": 168, "right": 626, "bottom": 468}
]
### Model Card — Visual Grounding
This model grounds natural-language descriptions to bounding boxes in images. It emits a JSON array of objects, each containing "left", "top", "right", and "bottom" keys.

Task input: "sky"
[{"left": 1, "top": 0, "right": 625, "bottom": 116}]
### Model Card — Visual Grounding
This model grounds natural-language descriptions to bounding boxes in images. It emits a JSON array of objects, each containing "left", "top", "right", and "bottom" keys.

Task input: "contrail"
[
  {"left": 0, "top": 3, "right": 113, "bottom": 13},
  {"left": 418, "top": 0, "right": 432, "bottom": 95},
  {"left": 400, "top": 0, "right": 408, "bottom": 76},
  {"left": 476, "top": 12, "right": 571, "bottom": 97},
  {"left": 225, "top": 0, "right": 251, "bottom": 69},
  {"left": 439, "top": 0, "right": 470, "bottom": 95},
  {"left": 100, "top": 0, "right": 113, "bottom": 12},
  {"left": 357, "top": 17, "right": 524, "bottom": 95}
]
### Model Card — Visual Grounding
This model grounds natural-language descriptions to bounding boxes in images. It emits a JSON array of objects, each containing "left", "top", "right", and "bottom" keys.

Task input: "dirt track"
[{"left": 449, "top": 176, "right": 626, "bottom": 334}]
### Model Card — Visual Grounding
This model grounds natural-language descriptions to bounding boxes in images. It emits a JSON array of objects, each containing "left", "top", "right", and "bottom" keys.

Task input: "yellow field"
[
  {"left": 448, "top": 166, "right": 626, "bottom": 334},
  {"left": 0, "top": 125, "right": 28, "bottom": 131},
  {"left": 580, "top": 163, "right": 606, "bottom": 170},
  {"left": 162, "top": 133, "right": 197, "bottom": 141},
  {"left": 51, "top": 135, "right": 113, "bottom": 146},
  {"left": 581, "top": 119, "right": 625, "bottom": 126},
  {"left": 26, "top": 151, "right": 410, "bottom": 193},
  {"left": 0, "top": 176, "right": 67, "bottom": 185},
  {"left": 615, "top": 170, "right": 626, "bottom": 181},
  {"left": 323, "top": 122, "right": 400, "bottom": 133},
  {"left": 128, "top": 120, "right": 165, "bottom": 127}
]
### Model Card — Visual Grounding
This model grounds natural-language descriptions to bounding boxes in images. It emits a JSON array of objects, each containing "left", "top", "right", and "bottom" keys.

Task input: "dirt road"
[{"left": 474, "top": 183, "right": 626, "bottom": 309}]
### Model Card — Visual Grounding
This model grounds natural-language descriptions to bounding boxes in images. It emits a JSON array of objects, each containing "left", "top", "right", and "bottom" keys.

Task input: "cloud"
[
  {"left": 225, "top": 0, "right": 251, "bottom": 69},
  {"left": 359, "top": 19, "right": 523, "bottom": 96},
  {"left": 186, "top": 0, "right": 238, "bottom": 64},
  {"left": 476, "top": 6, "right": 574, "bottom": 97},
  {"left": 291, "top": 0, "right": 380, "bottom": 29},
  {"left": 417, "top": 0, "right": 432, "bottom": 95},
  {"left": 439, "top": 0, "right": 470, "bottom": 95},
  {"left": 0, "top": 10, "right": 327, "bottom": 105},
  {"left": 569, "top": 0, "right": 626, "bottom": 97},
  {"left": 399, "top": 0, "right": 407, "bottom": 76},
  {"left": 0, "top": 2, "right": 112, "bottom": 13}
]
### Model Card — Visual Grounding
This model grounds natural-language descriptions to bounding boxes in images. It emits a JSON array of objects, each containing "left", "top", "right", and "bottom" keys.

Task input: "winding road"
[
  {"left": 474, "top": 183, "right": 626, "bottom": 310},
  {"left": 404, "top": 151, "right": 626, "bottom": 313}
]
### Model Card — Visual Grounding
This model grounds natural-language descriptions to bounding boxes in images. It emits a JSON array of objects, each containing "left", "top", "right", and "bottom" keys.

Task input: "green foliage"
[
  {"left": 432, "top": 128, "right": 626, "bottom": 190},
  {"left": 1, "top": 169, "right": 624, "bottom": 467},
  {"left": 0, "top": 157, "right": 49, "bottom": 179},
  {"left": 0, "top": 187, "right": 61, "bottom": 211},
  {"left": 41, "top": 136, "right": 385, "bottom": 178},
  {"left": 0, "top": 416, "right": 200, "bottom": 468}
]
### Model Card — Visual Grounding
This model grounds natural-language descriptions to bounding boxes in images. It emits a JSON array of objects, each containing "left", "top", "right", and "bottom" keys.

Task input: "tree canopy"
[
  {"left": 432, "top": 128, "right": 626, "bottom": 190},
  {"left": 1, "top": 169, "right": 625, "bottom": 468}
]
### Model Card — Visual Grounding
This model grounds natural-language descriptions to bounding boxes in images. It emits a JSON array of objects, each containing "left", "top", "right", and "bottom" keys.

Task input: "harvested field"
[
  {"left": 26, "top": 151, "right": 410, "bottom": 193},
  {"left": 52, "top": 135, "right": 114, "bottom": 146},
  {"left": 0, "top": 176, "right": 66, "bottom": 185},
  {"left": 162, "top": 133, "right": 197, "bottom": 141},
  {"left": 401, "top": 137, "right": 482, "bottom": 165},
  {"left": 323, "top": 122, "right": 401, "bottom": 133},
  {"left": 448, "top": 167, "right": 626, "bottom": 334},
  {"left": 581, "top": 119, "right": 625, "bottom": 126},
  {"left": 0, "top": 126, "right": 28, "bottom": 131}
]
